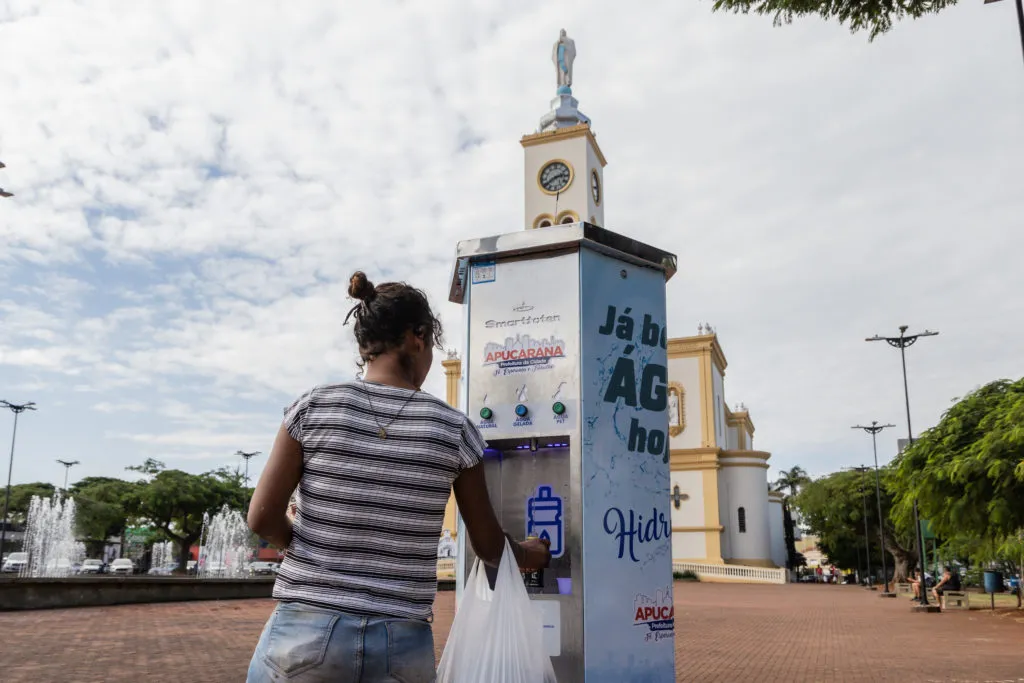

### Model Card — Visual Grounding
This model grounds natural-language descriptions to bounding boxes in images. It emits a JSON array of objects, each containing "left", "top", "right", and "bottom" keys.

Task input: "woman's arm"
[
  {"left": 453, "top": 463, "right": 549, "bottom": 570},
  {"left": 247, "top": 423, "right": 304, "bottom": 550}
]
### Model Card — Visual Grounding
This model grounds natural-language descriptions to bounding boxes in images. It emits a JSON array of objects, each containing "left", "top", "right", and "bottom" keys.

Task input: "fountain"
[
  {"left": 197, "top": 505, "right": 255, "bottom": 578},
  {"left": 150, "top": 540, "right": 176, "bottom": 570},
  {"left": 21, "top": 493, "right": 86, "bottom": 578}
]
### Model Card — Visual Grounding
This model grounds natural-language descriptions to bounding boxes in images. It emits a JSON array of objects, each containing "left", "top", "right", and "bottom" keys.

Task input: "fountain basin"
[{"left": 0, "top": 576, "right": 275, "bottom": 611}]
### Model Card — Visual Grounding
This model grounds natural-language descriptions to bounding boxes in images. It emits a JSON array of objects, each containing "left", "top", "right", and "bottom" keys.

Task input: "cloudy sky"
[{"left": 1, "top": 1, "right": 1021, "bottom": 491}]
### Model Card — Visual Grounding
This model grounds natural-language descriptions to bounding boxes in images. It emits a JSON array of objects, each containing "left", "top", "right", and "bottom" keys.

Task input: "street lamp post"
[
  {"left": 852, "top": 421, "right": 897, "bottom": 597},
  {"left": 56, "top": 460, "right": 80, "bottom": 492},
  {"left": 0, "top": 401, "right": 36, "bottom": 563},
  {"left": 984, "top": 0, "right": 1024, "bottom": 68},
  {"left": 843, "top": 466, "right": 873, "bottom": 589},
  {"left": 867, "top": 325, "right": 939, "bottom": 611},
  {"left": 0, "top": 159, "right": 12, "bottom": 198},
  {"left": 236, "top": 450, "right": 261, "bottom": 508}
]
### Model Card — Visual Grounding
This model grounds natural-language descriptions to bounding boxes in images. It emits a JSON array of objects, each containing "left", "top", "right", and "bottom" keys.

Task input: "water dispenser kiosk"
[{"left": 449, "top": 223, "right": 678, "bottom": 683}]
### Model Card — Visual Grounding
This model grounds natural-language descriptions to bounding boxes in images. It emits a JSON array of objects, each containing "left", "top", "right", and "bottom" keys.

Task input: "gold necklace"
[{"left": 360, "top": 380, "right": 417, "bottom": 439}]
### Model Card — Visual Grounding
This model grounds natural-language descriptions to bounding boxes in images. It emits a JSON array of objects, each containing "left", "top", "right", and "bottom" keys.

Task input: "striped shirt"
[{"left": 272, "top": 381, "right": 485, "bottom": 621}]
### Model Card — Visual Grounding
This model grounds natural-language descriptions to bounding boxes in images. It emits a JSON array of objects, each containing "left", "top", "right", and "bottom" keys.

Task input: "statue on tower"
[{"left": 552, "top": 29, "right": 576, "bottom": 94}]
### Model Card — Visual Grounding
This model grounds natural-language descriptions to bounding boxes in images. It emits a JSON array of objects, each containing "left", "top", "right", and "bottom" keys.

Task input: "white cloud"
[{"left": 0, "top": 1, "right": 1021, "bottom": 488}]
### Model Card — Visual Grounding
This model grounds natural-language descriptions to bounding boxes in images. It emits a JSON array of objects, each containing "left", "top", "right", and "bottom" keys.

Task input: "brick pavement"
[{"left": 1, "top": 582, "right": 1022, "bottom": 682}]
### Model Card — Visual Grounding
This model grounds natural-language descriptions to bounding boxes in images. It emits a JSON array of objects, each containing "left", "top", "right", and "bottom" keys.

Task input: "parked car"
[
  {"left": 1, "top": 552, "right": 28, "bottom": 573},
  {"left": 109, "top": 558, "right": 135, "bottom": 575},
  {"left": 249, "top": 561, "right": 279, "bottom": 576},
  {"left": 78, "top": 559, "right": 106, "bottom": 575}
]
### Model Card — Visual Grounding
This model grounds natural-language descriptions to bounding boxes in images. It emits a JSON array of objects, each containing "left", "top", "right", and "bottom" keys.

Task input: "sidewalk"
[{"left": 0, "top": 582, "right": 1021, "bottom": 681}]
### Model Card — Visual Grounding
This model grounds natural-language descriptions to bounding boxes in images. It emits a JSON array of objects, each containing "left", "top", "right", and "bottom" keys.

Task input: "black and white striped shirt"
[{"left": 272, "top": 381, "right": 484, "bottom": 621}]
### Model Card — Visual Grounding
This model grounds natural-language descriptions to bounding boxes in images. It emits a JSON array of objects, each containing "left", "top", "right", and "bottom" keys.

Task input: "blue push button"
[{"left": 515, "top": 404, "right": 529, "bottom": 418}]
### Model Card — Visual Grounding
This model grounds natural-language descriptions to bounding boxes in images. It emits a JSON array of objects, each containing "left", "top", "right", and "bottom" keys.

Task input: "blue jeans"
[{"left": 247, "top": 602, "right": 436, "bottom": 682}]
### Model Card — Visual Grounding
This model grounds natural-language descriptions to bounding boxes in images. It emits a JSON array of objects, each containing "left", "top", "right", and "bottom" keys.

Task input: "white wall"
[
  {"left": 718, "top": 476, "right": 732, "bottom": 560},
  {"left": 720, "top": 464, "right": 771, "bottom": 564},
  {"left": 670, "top": 470, "right": 703, "bottom": 528},
  {"left": 523, "top": 135, "right": 596, "bottom": 230},
  {"left": 712, "top": 366, "right": 725, "bottom": 448},
  {"left": 667, "top": 356, "right": 701, "bottom": 450},
  {"left": 768, "top": 500, "right": 787, "bottom": 568},
  {"left": 585, "top": 139, "right": 605, "bottom": 227},
  {"left": 672, "top": 532, "right": 705, "bottom": 561}
]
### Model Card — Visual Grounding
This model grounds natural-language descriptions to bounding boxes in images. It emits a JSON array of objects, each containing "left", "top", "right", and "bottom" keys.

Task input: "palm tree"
[
  {"left": 773, "top": 466, "right": 811, "bottom": 575},
  {"left": 773, "top": 466, "right": 810, "bottom": 499}
]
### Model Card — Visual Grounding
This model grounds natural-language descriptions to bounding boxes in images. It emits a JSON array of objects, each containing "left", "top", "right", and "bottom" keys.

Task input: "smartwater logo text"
[{"left": 484, "top": 313, "right": 561, "bottom": 329}]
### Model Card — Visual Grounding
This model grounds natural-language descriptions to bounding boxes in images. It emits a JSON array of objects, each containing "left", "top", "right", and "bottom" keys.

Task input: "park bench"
[
  {"left": 895, "top": 582, "right": 914, "bottom": 597},
  {"left": 941, "top": 590, "right": 969, "bottom": 610}
]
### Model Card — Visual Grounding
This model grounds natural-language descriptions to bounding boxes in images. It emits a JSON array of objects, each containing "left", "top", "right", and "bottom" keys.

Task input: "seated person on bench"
[
  {"left": 909, "top": 569, "right": 923, "bottom": 599},
  {"left": 932, "top": 566, "right": 961, "bottom": 604}
]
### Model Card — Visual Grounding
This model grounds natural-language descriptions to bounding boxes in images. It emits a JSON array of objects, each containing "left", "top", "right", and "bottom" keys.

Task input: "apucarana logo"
[
  {"left": 633, "top": 587, "right": 675, "bottom": 636},
  {"left": 483, "top": 334, "right": 566, "bottom": 372}
]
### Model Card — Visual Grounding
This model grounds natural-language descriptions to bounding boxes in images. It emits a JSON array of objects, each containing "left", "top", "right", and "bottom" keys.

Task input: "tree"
[
  {"left": 70, "top": 477, "right": 136, "bottom": 558},
  {"left": 794, "top": 469, "right": 919, "bottom": 580},
  {"left": 774, "top": 466, "right": 810, "bottom": 498},
  {"left": 772, "top": 467, "right": 810, "bottom": 571},
  {"left": 890, "top": 378, "right": 1024, "bottom": 570},
  {"left": 3, "top": 482, "right": 56, "bottom": 526},
  {"left": 781, "top": 500, "right": 807, "bottom": 571},
  {"left": 711, "top": 0, "right": 960, "bottom": 40},
  {"left": 122, "top": 459, "right": 248, "bottom": 571}
]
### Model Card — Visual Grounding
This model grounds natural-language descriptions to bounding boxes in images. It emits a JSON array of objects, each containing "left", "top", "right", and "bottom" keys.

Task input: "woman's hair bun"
[{"left": 348, "top": 271, "right": 376, "bottom": 303}]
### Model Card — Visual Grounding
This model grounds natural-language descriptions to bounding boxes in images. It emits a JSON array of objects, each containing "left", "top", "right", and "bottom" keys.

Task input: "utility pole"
[
  {"left": 852, "top": 421, "right": 897, "bottom": 597},
  {"left": 56, "top": 460, "right": 80, "bottom": 492},
  {"left": 867, "top": 325, "right": 939, "bottom": 612},
  {"left": 1, "top": 401, "right": 36, "bottom": 563}
]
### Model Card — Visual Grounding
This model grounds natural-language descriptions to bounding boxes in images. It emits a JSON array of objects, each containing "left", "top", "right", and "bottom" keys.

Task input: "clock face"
[
  {"left": 591, "top": 170, "right": 601, "bottom": 205},
  {"left": 539, "top": 160, "right": 572, "bottom": 194}
]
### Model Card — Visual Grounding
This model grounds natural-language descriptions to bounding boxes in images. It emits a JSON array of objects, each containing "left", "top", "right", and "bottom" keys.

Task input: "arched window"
[
  {"left": 532, "top": 214, "right": 555, "bottom": 229},
  {"left": 737, "top": 507, "right": 747, "bottom": 533}
]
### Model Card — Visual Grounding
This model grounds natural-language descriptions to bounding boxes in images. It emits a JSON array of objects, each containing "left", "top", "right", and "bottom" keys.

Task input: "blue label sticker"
[
  {"left": 471, "top": 262, "right": 496, "bottom": 284},
  {"left": 527, "top": 485, "right": 564, "bottom": 558}
]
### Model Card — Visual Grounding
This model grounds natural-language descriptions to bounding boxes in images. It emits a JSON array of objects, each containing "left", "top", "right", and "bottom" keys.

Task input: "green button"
[
  {"left": 479, "top": 407, "right": 493, "bottom": 421},
  {"left": 552, "top": 402, "right": 566, "bottom": 416}
]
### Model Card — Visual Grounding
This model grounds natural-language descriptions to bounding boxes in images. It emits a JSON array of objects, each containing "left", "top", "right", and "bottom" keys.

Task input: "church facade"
[{"left": 438, "top": 33, "right": 787, "bottom": 578}]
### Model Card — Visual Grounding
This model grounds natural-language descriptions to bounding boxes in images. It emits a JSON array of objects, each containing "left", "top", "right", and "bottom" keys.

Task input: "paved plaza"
[{"left": 1, "top": 582, "right": 1022, "bottom": 682}]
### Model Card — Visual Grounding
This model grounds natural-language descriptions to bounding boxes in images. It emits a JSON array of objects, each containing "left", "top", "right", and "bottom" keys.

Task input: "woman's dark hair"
[{"left": 344, "top": 271, "right": 443, "bottom": 369}]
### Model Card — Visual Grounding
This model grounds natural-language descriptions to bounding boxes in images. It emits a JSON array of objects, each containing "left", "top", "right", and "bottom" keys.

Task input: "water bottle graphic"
[{"left": 526, "top": 485, "right": 564, "bottom": 559}]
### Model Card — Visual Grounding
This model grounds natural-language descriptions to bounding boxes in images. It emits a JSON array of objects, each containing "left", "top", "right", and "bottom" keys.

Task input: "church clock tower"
[{"left": 521, "top": 29, "right": 607, "bottom": 230}]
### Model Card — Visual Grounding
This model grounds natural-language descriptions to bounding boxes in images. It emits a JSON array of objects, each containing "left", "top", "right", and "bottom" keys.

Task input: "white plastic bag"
[{"left": 437, "top": 538, "right": 558, "bottom": 683}]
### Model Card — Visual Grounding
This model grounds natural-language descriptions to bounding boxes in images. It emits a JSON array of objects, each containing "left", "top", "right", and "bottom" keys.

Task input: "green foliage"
[
  {"left": 774, "top": 466, "right": 810, "bottom": 498},
  {"left": 890, "top": 379, "right": 1024, "bottom": 546},
  {"left": 3, "top": 482, "right": 56, "bottom": 524},
  {"left": 70, "top": 477, "right": 136, "bottom": 551},
  {"left": 711, "top": 0, "right": 960, "bottom": 40},
  {"left": 674, "top": 570, "right": 700, "bottom": 581},
  {"left": 123, "top": 459, "right": 248, "bottom": 568},
  {"left": 795, "top": 469, "right": 918, "bottom": 578}
]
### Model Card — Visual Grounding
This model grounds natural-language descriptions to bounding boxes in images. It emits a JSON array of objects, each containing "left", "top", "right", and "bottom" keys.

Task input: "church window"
[
  {"left": 737, "top": 507, "right": 747, "bottom": 533},
  {"left": 555, "top": 210, "right": 579, "bottom": 225},
  {"left": 533, "top": 214, "right": 555, "bottom": 229}
]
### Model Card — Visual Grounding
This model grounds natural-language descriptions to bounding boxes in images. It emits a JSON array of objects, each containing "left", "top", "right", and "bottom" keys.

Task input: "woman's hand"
[{"left": 517, "top": 537, "right": 552, "bottom": 571}]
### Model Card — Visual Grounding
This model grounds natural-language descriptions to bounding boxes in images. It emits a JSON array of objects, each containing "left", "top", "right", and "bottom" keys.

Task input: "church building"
[{"left": 438, "top": 31, "right": 788, "bottom": 581}]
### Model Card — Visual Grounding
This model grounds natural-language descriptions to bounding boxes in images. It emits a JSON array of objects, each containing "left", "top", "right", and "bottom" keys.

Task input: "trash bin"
[{"left": 983, "top": 570, "right": 1004, "bottom": 594}]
